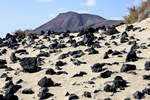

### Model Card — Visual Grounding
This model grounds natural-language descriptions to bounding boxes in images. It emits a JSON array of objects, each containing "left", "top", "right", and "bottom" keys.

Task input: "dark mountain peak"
[
  {"left": 34, "top": 11, "right": 123, "bottom": 33},
  {"left": 59, "top": 11, "right": 78, "bottom": 15}
]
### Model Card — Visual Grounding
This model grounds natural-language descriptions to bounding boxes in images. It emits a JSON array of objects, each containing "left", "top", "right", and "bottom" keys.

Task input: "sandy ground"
[{"left": 1, "top": 18, "right": 150, "bottom": 100}]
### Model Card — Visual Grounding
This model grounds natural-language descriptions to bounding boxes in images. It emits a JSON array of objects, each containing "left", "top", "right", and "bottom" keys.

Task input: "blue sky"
[{"left": 0, "top": 0, "right": 146, "bottom": 37}]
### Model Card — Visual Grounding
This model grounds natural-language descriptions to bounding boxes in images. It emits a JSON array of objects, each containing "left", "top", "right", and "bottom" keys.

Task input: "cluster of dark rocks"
[
  {"left": 0, "top": 23, "right": 149, "bottom": 100},
  {"left": 104, "top": 76, "right": 128, "bottom": 93}
]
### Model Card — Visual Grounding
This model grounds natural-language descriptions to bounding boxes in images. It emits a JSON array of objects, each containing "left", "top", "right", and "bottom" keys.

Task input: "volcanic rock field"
[{"left": 0, "top": 18, "right": 150, "bottom": 100}]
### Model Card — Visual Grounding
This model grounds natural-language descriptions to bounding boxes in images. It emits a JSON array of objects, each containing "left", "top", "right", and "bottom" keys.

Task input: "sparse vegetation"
[
  {"left": 14, "top": 29, "right": 33, "bottom": 37},
  {"left": 124, "top": 0, "right": 150, "bottom": 24}
]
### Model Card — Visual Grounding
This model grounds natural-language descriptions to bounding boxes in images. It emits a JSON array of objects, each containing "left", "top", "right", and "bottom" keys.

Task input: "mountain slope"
[{"left": 34, "top": 11, "right": 123, "bottom": 33}]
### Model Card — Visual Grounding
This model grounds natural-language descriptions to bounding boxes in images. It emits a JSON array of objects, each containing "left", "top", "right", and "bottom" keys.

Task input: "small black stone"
[
  {"left": 69, "top": 94, "right": 79, "bottom": 100},
  {"left": 56, "top": 71, "right": 68, "bottom": 75},
  {"left": 120, "top": 32, "right": 129, "bottom": 43},
  {"left": 142, "top": 88, "right": 150, "bottom": 95},
  {"left": 10, "top": 52, "right": 20, "bottom": 63},
  {"left": 113, "top": 76, "right": 127, "bottom": 89},
  {"left": 72, "top": 71, "right": 87, "bottom": 78},
  {"left": 0, "top": 94, "right": 3, "bottom": 100},
  {"left": 4, "top": 94, "right": 18, "bottom": 100},
  {"left": 0, "top": 59, "right": 7, "bottom": 64},
  {"left": 104, "top": 84, "right": 116, "bottom": 92},
  {"left": 125, "top": 25, "right": 134, "bottom": 31},
  {"left": 133, "top": 91, "right": 144, "bottom": 99},
  {"left": 71, "top": 59, "right": 86, "bottom": 66},
  {"left": 16, "top": 79, "right": 23, "bottom": 84},
  {"left": 126, "top": 45, "right": 138, "bottom": 62},
  {"left": 91, "top": 63, "right": 105, "bottom": 73},
  {"left": 124, "top": 98, "right": 131, "bottom": 100},
  {"left": 85, "top": 47, "right": 99, "bottom": 55},
  {"left": 55, "top": 61, "right": 66, "bottom": 67},
  {"left": 100, "top": 70, "right": 113, "bottom": 78},
  {"left": 58, "top": 53, "right": 69, "bottom": 59},
  {"left": 38, "top": 77, "right": 54, "bottom": 87},
  {"left": 22, "top": 88, "right": 34, "bottom": 94},
  {"left": 37, "top": 52, "right": 50, "bottom": 57},
  {"left": 145, "top": 61, "right": 150, "bottom": 70},
  {"left": 1, "top": 73, "right": 8, "bottom": 78},
  {"left": 5, "top": 84, "right": 22, "bottom": 94},
  {"left": 103, "top": 52, "right": 109, "bottom": 59},
  {"left": 143, "top": 75, "right": 150, "bottom": 80},
  {"left": 38, "top": 90, "right": 53, "bottom": 100},
  {"left": 69, "top": 50, "right": 85, "bottom": 58},
  {"left": 84, "top": 91, "right": 91, "bottom": 98},
  {"left": 104, "top": 98, "right": 112, "bottom": 100},
  {"left": 65, "top": 92, "right": 70, "bottom": 96},
  {"left": 45, "top": 68, "right": 56, "bottom": 75}
]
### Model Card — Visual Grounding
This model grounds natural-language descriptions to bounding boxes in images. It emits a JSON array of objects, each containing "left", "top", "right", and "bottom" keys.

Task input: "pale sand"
[{"left": 1, "top": 18, "right": 150, "bottom": 100}]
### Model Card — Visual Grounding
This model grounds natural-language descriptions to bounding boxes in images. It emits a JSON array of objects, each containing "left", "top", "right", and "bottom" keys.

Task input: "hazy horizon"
[{"left": 0, "top": 0, "right": 146, "bottom": 37}]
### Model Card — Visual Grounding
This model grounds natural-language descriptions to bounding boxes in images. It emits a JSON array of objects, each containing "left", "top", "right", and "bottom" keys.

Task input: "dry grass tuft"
[
  {"left": 124, "top": 0, "right": 150, "bottom": 24},
  {"left": 13, "top": 29, "right": 33, "bottom": 37}
]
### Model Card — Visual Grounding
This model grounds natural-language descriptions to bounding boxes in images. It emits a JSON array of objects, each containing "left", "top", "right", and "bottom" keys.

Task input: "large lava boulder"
[
  {"left": 126, "top": 45, "right": 138, "bottom": 62},
  {"left": 83, "top": 32, "right": 94, "bottom": 46},
  {"left": 120, "top": 64, "right": 136, "bottom": 72},
  {"left": 133, "top": 91, "right": 145, "bottom": 99},
  {"left": 91, "top": 63, "right": 105, "bottom": 73},
  {"left": 20, "top": 57, "right": 40, "bottom": 73},
  {"left": 38, "top": 77, "right": 54, "bottom": 87},
  {"left": 113, "top": 76, "right": 127, "bottom": 89},
  {"left": 120, "top": 32, "right": 129, "bottom": 43},
  {"left": 103, "top": 26, "right": 120, "bottom": 35}
]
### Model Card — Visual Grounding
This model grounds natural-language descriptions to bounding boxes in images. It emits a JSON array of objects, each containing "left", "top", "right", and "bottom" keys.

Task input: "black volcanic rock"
[
  {"left": 113, "top": 76, "right": 127, "bottom": 89},
  {"left": 0, "top": 59, "right": 7, "bottom": 65},
  {"left": 143, "top": 75, "right": 150, "bottom": 80},
  {"left": 70, "top": 58, "right": 86, "bottom": 66},
  {"left": 72, "top": 71, "right": 87, "bottom": 78},
  {"left": 37, "top": 51, "right": 50, "bottom": 57},
  {"left": 91, "top": 63, "right": 105, "bottom": 73},
  {"left": 38, "top": 77, "right": 54, "bottom": 87},
  {"left": 45, "top": 68, "right": 56, "bottom": 75},
  {"left": 34, "top": 11, "right": 123, "bottom": 33},
  {"left": 38, "top": 88, "right": 53, "bottom": 100},
  {"left": 145, "top": 61, "right": 150, "bottom": 70},
  {"left": 100, "top": 70, "right": 113, "bottom": 78},
  {"left": 69, "top": 50, "right": 85, "bottom": 58},
  {"left": 82, "top": 32, "right": 94, "bottom": 46},
  {"left": 0, "top": 59, "right": 7, "bottom": 69},
  {"left": 10, "top": 52, "right": 20, "bottom": 63},
  {"left": 69, "top": 94, "right": 79, "bottom": 100},
  {"left": 103, "top": 26, "right": 120, "bottom": 35},
  {"left": 133, "top": 91, "right": 145, "bottom": 99},
  {"left": 55, "top": 61, "right": 66, "bottom": 67},
  {"left": 120, "top": 64, "right": 136, "bottom": 72},
  {"left": 22, "top": 88, "right": 34, "bottom": 94},
  {"left": 120, "top": 32, "right": 129, "bottom": 43},
  {"left": 83, "top": 91, "right": 91, "bottom": 98},
  {"left": 103, "top": 52, "right": 109, "bottom": 59},
  {"left": 104, "top": 84, "right": 116, "bottom": 92},
  {"left": 142, "top": 88, "right": 150, "bottom": 95},
  {"left": 20, "top": 57, "right": 40, "bottom": 73},
  {"left": 125, "top": 25, "right": 134, "bottom": 31},
  {"left": 126, "top": 45, "right": 138, "bottom": 62},
  {"left": 85, "top": 47, "right": 99, "bottom": 54}
]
